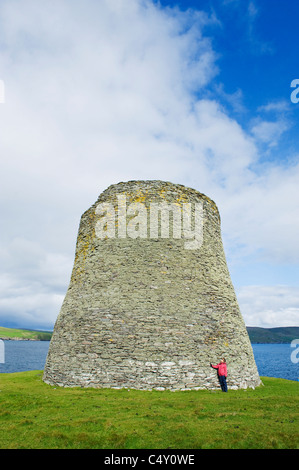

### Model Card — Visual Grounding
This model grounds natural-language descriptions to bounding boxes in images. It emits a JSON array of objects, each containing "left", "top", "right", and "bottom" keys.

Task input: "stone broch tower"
[{"left": 43, "top": 181, "right": 260, "bottom": 390}]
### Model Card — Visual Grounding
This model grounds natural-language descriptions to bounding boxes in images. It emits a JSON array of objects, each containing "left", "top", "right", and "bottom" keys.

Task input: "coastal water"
[
  {"left": 0, "top": 340, "right": 50, "bottom": 374},
  {"left": 0, "top": 341, "right": 298, "bottom": 382},
  {"left": 251, "top": 343, "right": 298, "bottom": 382}
]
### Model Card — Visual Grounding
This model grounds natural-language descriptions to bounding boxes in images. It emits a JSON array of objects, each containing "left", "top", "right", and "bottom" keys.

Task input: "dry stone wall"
[{"left": 43, "top": 180, "right": 261, "bottom": 390}]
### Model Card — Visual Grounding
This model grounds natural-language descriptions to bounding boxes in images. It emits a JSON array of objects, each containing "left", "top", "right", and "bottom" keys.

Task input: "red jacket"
[{"left": 211, "top": 362, "right": 227, "bottom": 377}]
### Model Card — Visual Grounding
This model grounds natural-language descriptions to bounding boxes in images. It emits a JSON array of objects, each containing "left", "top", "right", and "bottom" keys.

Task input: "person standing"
[{"left": 210, "top": 358, "right": 228, "bottom": 392}]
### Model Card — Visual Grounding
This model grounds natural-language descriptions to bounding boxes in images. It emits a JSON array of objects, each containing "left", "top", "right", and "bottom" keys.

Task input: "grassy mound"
[
  {"left": 0, "top": 326, "right": 52, "bottom": 341},
  {"left": 0, "top": 371, "right": 298, "bottom": 449}
]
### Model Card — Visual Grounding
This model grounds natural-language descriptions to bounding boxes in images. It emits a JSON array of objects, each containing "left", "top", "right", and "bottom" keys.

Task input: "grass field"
[{"left": 0, "top": 371, "right": 298, "bottom": 449}]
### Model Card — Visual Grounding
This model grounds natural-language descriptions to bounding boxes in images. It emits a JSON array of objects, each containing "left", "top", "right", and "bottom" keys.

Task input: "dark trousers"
[{"left": 219, "top": 375, "right": 227, "bottom": 392}]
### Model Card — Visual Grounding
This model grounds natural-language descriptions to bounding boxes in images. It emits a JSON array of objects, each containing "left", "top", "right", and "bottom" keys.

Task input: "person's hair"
[{"left": 222, "top": 358, "right": 226, "bottom": 362}]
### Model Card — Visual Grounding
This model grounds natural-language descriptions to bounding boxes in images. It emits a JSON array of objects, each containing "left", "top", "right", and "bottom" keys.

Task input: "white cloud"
[
  {"left": 237, "top": 285, "right": 299, "bottom": 328},
  {"left": 248, "top": 1, "right": 258, "bottom": 19},
  {"left": 251, "top": 119, "right": 289, "bottom": 146},
  {"left": 257, "top": 100, "right": 290, "bottom": 114},
  {"left": 0, "top": 237, "right": 71, "bottom": 328},
  {"left": 0, "top": 0, "right": 298, "bottom": 329},
  {"left": 251, "top": 99, "right": 292, "bottom": 147},
  {"left": 219, "top": 160, "right": 299, "bottom": 265},
  {"left": 215, "top": 84, "right": 246, "bottom": 114}
]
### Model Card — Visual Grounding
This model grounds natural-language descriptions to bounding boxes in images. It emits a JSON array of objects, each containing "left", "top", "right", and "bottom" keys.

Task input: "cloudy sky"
[{"left": 0, "top": 0, "right": 298, "bottom": 330}]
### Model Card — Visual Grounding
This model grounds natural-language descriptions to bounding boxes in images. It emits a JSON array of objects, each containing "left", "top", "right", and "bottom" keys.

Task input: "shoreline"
[{"left": 0, "top": 337, "right": 49, "bottom": 341}]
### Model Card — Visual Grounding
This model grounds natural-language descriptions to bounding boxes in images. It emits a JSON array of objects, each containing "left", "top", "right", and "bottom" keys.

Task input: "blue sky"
[
  {"left": 0, "top": 0, "right": 298, "bottom": 329},
  {"left": 159, "top": 0, "right": 299, "bottom": 153}
]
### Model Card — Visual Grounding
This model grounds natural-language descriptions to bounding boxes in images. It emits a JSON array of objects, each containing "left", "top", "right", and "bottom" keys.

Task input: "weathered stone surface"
[{"left": 43, "top": 180, "right": 261, "bottom": 390}]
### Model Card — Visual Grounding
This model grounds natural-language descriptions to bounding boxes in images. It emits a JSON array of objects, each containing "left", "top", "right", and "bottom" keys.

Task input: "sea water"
[
  {"left": 0, "top": 341, "right": 298, "bottom": 381},
  {"left": 251, "top": 343, "right": 298, "bottom": 382}
]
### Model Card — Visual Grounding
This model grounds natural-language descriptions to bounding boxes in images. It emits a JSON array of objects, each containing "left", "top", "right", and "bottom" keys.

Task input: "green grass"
[
  {"left": 0, "top": 326, "right": 52, "bottom": 341},
  {"left": 0, "top": 371, "right": 298, "bottom": 449}
]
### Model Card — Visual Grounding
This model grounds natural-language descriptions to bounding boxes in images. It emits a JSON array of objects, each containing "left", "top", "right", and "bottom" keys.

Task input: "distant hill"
[
  {"left": 246, "top": 326, "right": 299, "bottom": 344},
  {"left": 0, "top": 326, "right": 52, "bottom": 341},
  {"left": 1, "top": 325, "right": 298, "bottom": 343}
]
